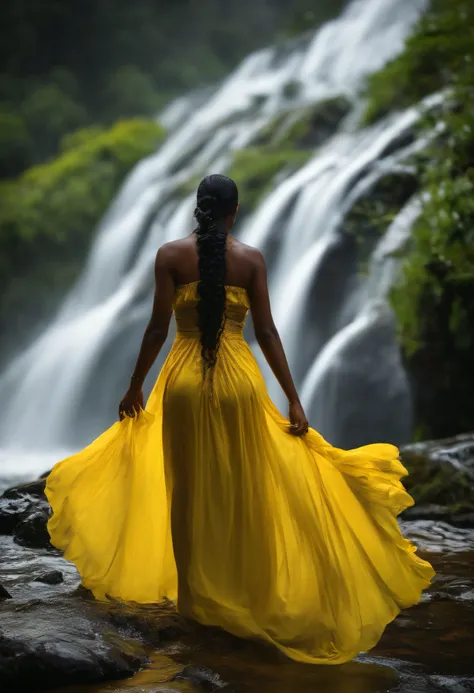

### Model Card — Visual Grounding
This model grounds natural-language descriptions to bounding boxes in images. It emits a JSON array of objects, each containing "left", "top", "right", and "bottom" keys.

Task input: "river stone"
[
  {"left": 0, "top": 479, "right": 52, "bottom": 548},
  {"left": 102, "top": 598, "right": 191, "bottom": 648},
  {"left": 0, "top": 495, "right": 38, "bottom": 535},
  {"left": 13, "top": 507, "right": 51, "bottom": 549},
  {"left": 34, "top": 570, "right": 63, "bottom": 585},
  {"left": 173, "top": 665, "right": 233, "bottom": 691},
  {"left": 0, "top": 597, "right": 148, "bottom": 691}
]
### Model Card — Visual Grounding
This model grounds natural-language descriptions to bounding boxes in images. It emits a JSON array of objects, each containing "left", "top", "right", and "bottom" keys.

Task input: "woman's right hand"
[
  {"left": 118, "top": 385, "right": 144, "bottom": 421},
  {"left": 288, "top": 400, "right": 309, "bottom": 436}
]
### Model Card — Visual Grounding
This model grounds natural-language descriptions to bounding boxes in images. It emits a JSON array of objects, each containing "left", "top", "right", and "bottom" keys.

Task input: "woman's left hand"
[{"left": 119, "top": 385, "right": 144, "bottom": 420}]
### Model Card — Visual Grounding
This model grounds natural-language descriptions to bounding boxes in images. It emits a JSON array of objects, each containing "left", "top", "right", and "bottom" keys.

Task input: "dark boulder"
[
  {"left": 173, "top": 665, "right": 233, "bottom": 691},
  {"left": 2, "top": 477, "right": 47, "bottom": 500},
  {"left": 34, "top": 570, "right": 63, "bottom": 585},
  {"left": 13, "top": 507, "right": 51, "bottom": 549},
  {"left": 0, "top": 597, "right": 148, "bottom": 692},
  {"left": 0, "top": 584, "right": 12, "bottom": 600},
  {"left": 0, "top": 477, "right": 52, "bottom": 549},
  {"left": 0, "top": 495, "right": 38, "bottom": 535}
]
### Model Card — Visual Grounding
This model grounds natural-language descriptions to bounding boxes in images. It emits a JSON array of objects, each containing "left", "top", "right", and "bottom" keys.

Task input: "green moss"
[
  {"left": 0, "top": 119, "right": 165, "bottom": 354},
  {"left": 0, "top": 109, "right": 33, "bottom": 177}
]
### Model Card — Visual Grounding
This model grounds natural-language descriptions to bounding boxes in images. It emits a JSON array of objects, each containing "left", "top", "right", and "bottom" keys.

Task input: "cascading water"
[{"left": 0, "top": 0, "right": 431, "bottom": 486}]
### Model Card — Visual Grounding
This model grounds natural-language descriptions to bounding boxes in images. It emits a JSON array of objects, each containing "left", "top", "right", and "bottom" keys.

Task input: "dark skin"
[{"left": 119, "top": 207, "right": 309, "bottom": 436}]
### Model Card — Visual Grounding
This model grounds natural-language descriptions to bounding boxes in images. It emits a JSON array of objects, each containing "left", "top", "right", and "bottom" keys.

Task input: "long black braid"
[{"left": 194, "top": 174, "right": 239, "bottom": 374}]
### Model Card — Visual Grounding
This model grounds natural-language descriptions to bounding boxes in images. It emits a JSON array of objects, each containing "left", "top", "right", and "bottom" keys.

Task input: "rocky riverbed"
[{"left": 1, "top": 435, "right": 474, "bottom": 693}]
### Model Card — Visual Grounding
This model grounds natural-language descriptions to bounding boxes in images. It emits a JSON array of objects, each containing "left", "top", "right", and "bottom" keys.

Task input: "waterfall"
[{"left": 0, "top": 0, "right": 430, "bottom": 483}]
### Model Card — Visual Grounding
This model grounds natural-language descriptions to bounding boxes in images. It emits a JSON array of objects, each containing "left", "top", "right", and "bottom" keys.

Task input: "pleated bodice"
[{"left": 173, "top": 281, "right": 250, "bottom": 340}]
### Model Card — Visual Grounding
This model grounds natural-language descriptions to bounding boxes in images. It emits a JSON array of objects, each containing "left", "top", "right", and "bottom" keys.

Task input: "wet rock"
[
  {"left": 402, "top": 433, "right": 474, "bottom": 472},
  {"left": 2, "top": 477, "right": 47, "bottom": 500},
  {"left": 173, "top": 665, "right": 233, "bottom": 691},
  {"left": 103, "top": 598, "right": 190, "bottom": 647},
  {"left": 289, "top": 96, "right": 352, "bottom": 149},
  {"left": 0, "top": 480, "right": 52, "bottom": 549},
  {"left": 0, "top": 584, "right": 12, "bottom": 600},
  {"left": 13, "top": 507, "right": 51, "bottom": 549},
  {"left": 0, "top": 495, "right": 38, "bottom": 535},
  {"left": 34, "top": 570, "right": 63, "bottom": 585},
  {"left": 400, "top": 520, "right": 474, "bottom": 553},
  {"left": 404, "top": 504, "right": 474, "bottom": 529},
  {"left": 282, "top": 79, "right": 302, "bottom": 99},
  {"left": 401, "top": 433, "right": 474, "bottom": 526},
  {"left": 341, "top": 169, "right": 418, "bottom": 258},
  {"left": 254, "top": 96, "right": 352, "bottom": 151},
  {"left": 0, "top": 597, "right": 148, "bottom": 692},
  {"left": 396, "top": 674, "right": 474, "bottom": 692}
]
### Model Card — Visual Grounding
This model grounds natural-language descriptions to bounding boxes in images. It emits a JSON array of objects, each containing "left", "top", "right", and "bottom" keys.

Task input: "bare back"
[{"left": 165, "top": 233, "right": 260, "bottom": 292}]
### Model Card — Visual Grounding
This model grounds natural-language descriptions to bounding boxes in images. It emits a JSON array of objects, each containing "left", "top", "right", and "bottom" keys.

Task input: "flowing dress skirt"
[{"left": 46, "top": 284, "right": 435, "bottom": 664}]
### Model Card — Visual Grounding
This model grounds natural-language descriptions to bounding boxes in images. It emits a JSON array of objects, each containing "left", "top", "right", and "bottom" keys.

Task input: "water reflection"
[{"left": 3, "top": 522, "right": 473, "bottom": 693}]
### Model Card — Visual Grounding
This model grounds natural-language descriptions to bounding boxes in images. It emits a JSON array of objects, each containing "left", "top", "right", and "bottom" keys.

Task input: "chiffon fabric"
[{"left": 46, "top": 281, "right": 435, "bottom": 664}]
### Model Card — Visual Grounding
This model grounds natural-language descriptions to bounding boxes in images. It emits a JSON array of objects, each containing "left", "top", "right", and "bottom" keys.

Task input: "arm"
[
  {"left": 118, "top": 245, "right": 174, "bottom": 419},
  {"left": 248, "top": 250, "right": 308, "bottom": 436}
]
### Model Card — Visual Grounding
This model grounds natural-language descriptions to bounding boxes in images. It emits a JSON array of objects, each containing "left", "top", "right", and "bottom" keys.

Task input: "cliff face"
[{"left": 364, "top": 0, "right": 474, "bottom": 439}]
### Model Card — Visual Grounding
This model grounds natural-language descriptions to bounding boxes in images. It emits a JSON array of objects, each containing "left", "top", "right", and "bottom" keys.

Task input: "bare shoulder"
[
  {"left": 232, "top": 238, "right": 265, "bottom": 267},
  {"left": 157, "top": 237, "right": 189, "bottom": 255},
  {"left": 155, "top": 237, "right": 190, "bottom": 263}
]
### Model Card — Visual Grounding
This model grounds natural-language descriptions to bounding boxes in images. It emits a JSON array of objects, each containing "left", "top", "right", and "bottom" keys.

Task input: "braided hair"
[{"left": 194, "top": 174, "right": 239, "bottom": 374}]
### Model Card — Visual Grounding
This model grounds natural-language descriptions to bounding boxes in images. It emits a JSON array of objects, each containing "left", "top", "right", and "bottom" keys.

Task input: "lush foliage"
[
  {"left": 0, "top": 120, "right": 164, "bottom": 355},
  {"left": 365, "top": 0, "right": 474, "bottom": 438},
  {"left": 0, "top": 0, "right": 344, "bottom": 177},
  {"left": 363, "top": 0, "right": 474, "bottom": 125}
]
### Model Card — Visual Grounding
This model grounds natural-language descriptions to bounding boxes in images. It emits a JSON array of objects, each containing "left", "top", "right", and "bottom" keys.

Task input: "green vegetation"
[
  {"left": 364, "top": 0, "right": 474, "bottom": 439},
  {"left": 363, "top": 0, "right": 474, "bottom": 125},
  {"left": 0, "top": 119, "right": 165, "bottom": 355},
  {"left": 0, "top": 0, "right": 344, "bottom": 178}
]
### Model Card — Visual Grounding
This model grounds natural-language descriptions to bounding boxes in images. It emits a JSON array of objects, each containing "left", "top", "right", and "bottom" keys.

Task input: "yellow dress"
[{"left": 46, "top": 282, "right": 435, "bottom": 664}]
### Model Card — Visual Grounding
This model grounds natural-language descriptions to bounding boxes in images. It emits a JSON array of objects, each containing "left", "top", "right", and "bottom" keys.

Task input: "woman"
[{"left": 46, "top": 174, "right": 435, "bottom": 665}]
